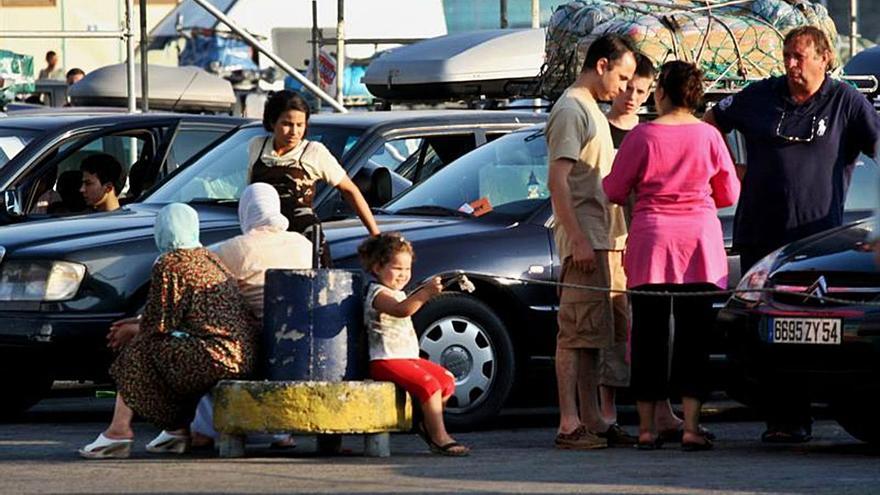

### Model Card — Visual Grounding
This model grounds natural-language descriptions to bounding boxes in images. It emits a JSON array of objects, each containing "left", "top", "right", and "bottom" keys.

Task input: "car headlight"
[
  {"left": 734, "top": 248, "right": 783, "bottom": 303},
  {"left": 0, "top": 261, "right": 86, "bottom": 301}
]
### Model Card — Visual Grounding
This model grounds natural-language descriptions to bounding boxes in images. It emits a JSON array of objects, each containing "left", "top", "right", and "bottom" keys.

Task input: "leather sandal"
[{"left": 78, "top": 433, "right": 133, "bottom": 459}]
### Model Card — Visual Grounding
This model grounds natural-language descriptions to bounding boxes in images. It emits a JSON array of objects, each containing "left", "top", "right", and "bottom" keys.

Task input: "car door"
[{"left": 3, "top": 118, "right": 182, "bottom": 220}]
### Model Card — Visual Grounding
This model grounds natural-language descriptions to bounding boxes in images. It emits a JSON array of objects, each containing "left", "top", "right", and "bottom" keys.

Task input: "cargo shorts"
[{"left": 557, "top": 250, "right": 630, "bottom": 377}]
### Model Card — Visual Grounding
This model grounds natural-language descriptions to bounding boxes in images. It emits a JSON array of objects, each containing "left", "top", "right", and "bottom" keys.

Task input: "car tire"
[
  {"left": 412, "top": 293, "right": 516, "bottom": 430},
  {"left": 833, "top": 400, "right": 880, "bottom": 445},
  {"left": 0, "top": 364, "right": 53, "bottom": 419}
]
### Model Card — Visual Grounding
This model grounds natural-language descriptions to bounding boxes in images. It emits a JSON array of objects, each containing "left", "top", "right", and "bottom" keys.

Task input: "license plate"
[{"left": 768, "top": 317, "right": 842, "bottom": 345}]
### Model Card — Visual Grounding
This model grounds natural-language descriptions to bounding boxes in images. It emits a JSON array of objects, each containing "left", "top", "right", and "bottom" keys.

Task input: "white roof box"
[
  {"left": 68, "top": 64, "right": 235, "bottom": 113},
  {"left": 363, "top": 28, "right": 544, "bottom": 101}
]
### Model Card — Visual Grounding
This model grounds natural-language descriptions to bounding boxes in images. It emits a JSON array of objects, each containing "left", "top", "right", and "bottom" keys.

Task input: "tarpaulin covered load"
[
  {"left": 540, "top": 0, "right": 837, "bottom": 100},
  {"left": 0, "top": 50, "right": 34, "bottom": 108}
]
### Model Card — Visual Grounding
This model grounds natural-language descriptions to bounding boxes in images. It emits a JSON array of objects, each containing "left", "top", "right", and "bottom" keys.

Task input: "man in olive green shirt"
[{"left": 547, "top": 34, "right": 637, "bottom": 450}]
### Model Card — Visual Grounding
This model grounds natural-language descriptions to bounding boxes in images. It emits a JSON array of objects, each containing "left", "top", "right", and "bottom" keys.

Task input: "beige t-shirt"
[
  {"left": 213, "top": 228, "right": 313, "bottom": 320},
  {"left": 546, "top": 87, "right": 627, "bottom": 260},
  {"left": 247, "top": 137, "right": 347, "bottom": 187},
  {"left": 364, "top": 283, "right": 420, "bottom": 361}
]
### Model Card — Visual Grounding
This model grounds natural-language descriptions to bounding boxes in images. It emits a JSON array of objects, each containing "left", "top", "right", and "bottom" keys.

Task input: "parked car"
[
  {"left": 719, "top": 218, "right": 880, "bottom": 444},
  {"left": 0, "top": 109, "right": 544, "bottom": 418},
  {"left": 0, "top": 112, "right": 249, "bottom": 225}
]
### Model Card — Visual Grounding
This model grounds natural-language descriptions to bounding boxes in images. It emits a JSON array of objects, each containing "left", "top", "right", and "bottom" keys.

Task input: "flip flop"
[
  {"left": 681, "top": 437, "right": 714, "bottom": 451},
  {"left": 658, "top": 425, "right": 716, "bottom": 443},
  {"left": 430, "top": 441, "right": 470, "bottom": 457},
  {"left": 635, "top": 436, "right": 663, "bottom": 451},
  {"left": 78, "top": 433, "right": 133, "bottom": 459},
  {"left": 761, "top": 428, "right": 811, "bottom": 444}
]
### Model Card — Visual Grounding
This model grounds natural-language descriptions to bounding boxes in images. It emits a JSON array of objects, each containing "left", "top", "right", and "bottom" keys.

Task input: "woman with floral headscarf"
[{"left": 79, "top": 204, "right": 259, "bottom": 459}]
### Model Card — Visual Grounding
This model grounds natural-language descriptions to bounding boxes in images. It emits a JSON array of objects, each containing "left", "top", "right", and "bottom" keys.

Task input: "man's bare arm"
[{"left": 548, "top": 158, "right": 595, "bottom": 271}]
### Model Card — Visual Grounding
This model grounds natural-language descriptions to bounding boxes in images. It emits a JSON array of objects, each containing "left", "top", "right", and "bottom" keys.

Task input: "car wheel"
[
  {"left": 0, "top": 364, "right": 52, "bottom": 419},
  {"left": 412, "top": 293, "right": 516, "bottom": 430},
  {"left": 833, "top": 400, "right": 880, "bottom": 444}
]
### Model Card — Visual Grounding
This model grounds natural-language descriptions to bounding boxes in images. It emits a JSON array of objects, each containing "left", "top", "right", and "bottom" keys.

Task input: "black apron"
[{"left": 250, "top": 138, "right": 331, "bottom": 267}]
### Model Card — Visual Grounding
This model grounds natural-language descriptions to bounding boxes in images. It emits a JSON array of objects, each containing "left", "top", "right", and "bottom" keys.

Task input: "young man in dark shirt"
[
  {"left": 80, "top": 153, "right": 123, "bottom": 213},
  {"left": 705, "top": 26, "right": 880, "bottom": 443}
]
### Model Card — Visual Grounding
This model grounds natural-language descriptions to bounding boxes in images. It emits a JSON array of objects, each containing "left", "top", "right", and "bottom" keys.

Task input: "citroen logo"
[{"left": 803, "top": 275, "right": 828, "bottom": 304}]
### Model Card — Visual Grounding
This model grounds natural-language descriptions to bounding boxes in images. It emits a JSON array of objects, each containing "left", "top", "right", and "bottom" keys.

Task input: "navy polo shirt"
[{"left": 712, "top": 75, "right": 880, "bottom": 249}]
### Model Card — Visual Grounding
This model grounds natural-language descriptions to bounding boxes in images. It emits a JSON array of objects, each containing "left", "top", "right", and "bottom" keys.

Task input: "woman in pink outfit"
[{"left": 602, "top": 61, "right": 740, "bottom": 451}]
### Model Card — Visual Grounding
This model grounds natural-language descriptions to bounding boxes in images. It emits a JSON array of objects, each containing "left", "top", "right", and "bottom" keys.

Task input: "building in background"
[{"left": 0, "top": 0, "right": 178, "bottom": 73}]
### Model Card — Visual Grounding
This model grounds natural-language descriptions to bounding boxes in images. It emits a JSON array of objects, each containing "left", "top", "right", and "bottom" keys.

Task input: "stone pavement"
[{"left": 2, "top": 397, "right": 880, "bottom": 495}]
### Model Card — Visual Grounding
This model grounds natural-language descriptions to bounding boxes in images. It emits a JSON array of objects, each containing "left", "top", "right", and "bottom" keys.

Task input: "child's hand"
[{"left": 423, "top": 276, "right": 443, "bottom": 298}]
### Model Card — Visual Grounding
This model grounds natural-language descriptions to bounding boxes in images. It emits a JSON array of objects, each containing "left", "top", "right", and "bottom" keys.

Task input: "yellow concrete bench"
[{"left": 213, "top": 380, "right": 412, "bottom": 457}]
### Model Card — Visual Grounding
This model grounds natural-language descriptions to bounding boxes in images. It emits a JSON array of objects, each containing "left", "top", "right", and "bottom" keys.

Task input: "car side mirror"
[
  {"left": 3, "top": 189, "right": 22, "bottom": 217},
  {"left": 368, "top": 167, "right": 393, "bottom": 206}
]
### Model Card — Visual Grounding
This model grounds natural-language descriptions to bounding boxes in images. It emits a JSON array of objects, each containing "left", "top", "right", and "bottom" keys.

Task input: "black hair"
[
  {"left": 358, "top": 232, "right": 414, "bottom": 274},
  {"left": 634, "top": 53, "right": 657, "bottom": 80},
  {"left": 46, "top": 50, "right": 57, "bottom": 59},
  {"left": 80, "top": 153, "right": 124, "bottom": 194},
  {"left": 657, "top": 61, "right": 704, "bottom": 111},
  {"left": 582, "top": 34, "right": 636, "bottom": 73},
  {"left": 262, "top": 90, "right": 311, "bottom": 132},
  {"left": 66, "top": 68, "right": 85, "bottom": 79}
]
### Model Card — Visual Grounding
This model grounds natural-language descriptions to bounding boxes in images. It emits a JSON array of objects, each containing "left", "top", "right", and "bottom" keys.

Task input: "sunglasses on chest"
[{"left": 775, "top": 110, "right": 819, "bottom": 143}]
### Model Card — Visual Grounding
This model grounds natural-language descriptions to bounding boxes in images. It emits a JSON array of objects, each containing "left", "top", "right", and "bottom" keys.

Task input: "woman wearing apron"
[{"left": 248, "top": 91, "right": 380, "bottom": 266}]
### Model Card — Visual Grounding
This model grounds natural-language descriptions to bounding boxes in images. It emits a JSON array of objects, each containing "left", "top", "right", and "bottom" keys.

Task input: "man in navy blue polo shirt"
[{"left": 706, "top": 25, "right": 880, "bottom": 443}]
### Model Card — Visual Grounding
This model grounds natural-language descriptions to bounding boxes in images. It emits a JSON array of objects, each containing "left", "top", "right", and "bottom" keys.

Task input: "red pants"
[{"left": 370, "top": 358, "right": 456, "bottom": 404}]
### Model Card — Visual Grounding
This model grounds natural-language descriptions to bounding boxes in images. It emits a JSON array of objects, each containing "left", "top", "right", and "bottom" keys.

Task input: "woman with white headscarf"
[
  {"left": 79, "top": 203, "right": 259, "bottom": 459},
  {"left": 214, "top": 182, "right": 312, "bottom": 318},
  {"left": 188, "top": 183, "right": 312, "bottom": 448}
]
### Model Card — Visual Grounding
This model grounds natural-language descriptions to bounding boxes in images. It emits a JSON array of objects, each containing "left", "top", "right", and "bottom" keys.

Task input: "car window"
[
  {"left": 370, "top": 137, "right": 423, "bottom": 170},
  {"left": 146, "top": 126, "right": 266, "bottom": 204},
  {"left": 306, "top": 125, "right": 363, "bottom": 162},
  {"left": 845, "top": 154, "right": 880, "bottom": 211},
  {"left": 0, "top": 128, "right": 42, "bottom": 168},
  {"left": 164, "top": 129, "right": 227, "bottom": 175},
  {"left": 387, "top": 129, "right": 548, "bottom": 219},
  {"left": 394, "top": 134, "right": 478, "bottom": 183}
]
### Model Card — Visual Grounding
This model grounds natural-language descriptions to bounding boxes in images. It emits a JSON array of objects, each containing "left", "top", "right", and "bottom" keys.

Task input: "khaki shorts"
[{"left": 557, "top": 251, "right": 629, "bottom": 358}]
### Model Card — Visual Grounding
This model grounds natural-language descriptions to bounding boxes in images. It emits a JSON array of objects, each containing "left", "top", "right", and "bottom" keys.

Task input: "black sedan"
[
  {"left": 0, "top": 110, "right": 543, "bottom": 418},
  {"left": 719, "top": 218, "right": 880, "bottom": 444}
]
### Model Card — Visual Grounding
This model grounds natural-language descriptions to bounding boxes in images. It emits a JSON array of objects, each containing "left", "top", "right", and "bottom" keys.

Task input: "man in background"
[{"left": 38, "top": 51, "right": 65, "bottom": 80}]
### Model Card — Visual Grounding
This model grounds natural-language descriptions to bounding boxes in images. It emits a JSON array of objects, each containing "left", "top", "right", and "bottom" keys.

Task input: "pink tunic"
[{"left": 602, "top": 122, "right": 739, "bottom": 289}]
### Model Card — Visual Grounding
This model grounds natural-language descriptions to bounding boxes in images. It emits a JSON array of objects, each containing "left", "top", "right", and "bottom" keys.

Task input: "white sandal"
[
  {"left": 78, "top": 433, "right": 133, "bottom": 459},
  {"left": 146, "top": 430, "right": 190, "bottom": 454}
]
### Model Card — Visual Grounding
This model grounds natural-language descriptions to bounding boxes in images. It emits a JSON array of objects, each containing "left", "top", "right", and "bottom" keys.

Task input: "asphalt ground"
[{"left": 2, "top": 389, "right": 879, "bottom": 494}]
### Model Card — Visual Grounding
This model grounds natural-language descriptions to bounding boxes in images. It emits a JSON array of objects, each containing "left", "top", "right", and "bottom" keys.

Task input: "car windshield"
[
  {"left": 0, "top": 128, "right": 42, "bottom": 168},
  {"left": 385, "top": 127, "right": 549, "bottom": 220},
  {"left": 145, "top": 124, "right": 365, "bottom": 204}
]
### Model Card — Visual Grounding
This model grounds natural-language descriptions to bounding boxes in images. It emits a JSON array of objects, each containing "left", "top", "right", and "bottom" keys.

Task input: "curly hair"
[
  {"left": 358, "top": 232, "right": 415, "bottom": 274},
  {"left": 657, "top": 61, "right": 704, "bottom": 111}
]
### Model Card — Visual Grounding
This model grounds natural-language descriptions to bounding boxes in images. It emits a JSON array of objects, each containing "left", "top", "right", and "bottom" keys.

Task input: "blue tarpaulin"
[{"left": 179, "top": 31, "right": 258, "bottom": 73}]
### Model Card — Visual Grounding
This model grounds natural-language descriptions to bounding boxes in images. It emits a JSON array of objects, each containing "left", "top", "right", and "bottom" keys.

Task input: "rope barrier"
[{"left": 434, "top": 271, "right": 880, "bottom": 308}]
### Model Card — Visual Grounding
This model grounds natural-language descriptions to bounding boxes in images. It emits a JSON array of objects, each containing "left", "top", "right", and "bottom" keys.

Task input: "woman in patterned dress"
[
  {"left": 78, "top": 203, "right": 259, "bottom": 459},
  {"left": 249, "top": 90, "right": 380, "bottom": 267}
]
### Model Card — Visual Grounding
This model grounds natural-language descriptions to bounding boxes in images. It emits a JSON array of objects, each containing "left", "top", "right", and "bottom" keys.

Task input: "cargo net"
[{"left": 538, "top": 0, "right": 837, "bottom": 100}]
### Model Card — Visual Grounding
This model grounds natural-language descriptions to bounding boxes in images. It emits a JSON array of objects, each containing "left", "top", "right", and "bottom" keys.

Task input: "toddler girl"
[{"left": 358, "top": 233, "right": 470, "bottom": 456}]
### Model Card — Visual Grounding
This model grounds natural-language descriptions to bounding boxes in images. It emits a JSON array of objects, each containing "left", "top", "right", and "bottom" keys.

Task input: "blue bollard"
[{"left": 262, "top": 269, "right": 366, "bottom": 381}]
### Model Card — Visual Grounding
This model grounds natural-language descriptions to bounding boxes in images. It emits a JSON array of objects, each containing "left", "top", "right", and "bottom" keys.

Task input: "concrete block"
[{"left": 213, "top": 380, "right": 412, "bottom": 435}]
